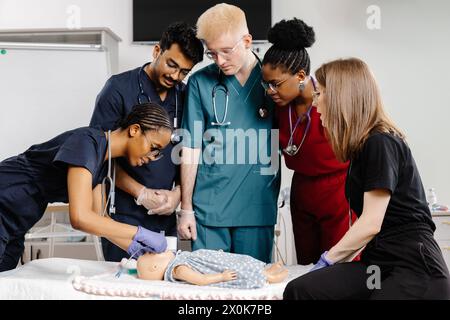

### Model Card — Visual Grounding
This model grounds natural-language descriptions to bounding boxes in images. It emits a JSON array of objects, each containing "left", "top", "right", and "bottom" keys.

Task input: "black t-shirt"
[
  {"left": 345, "top": 132, "right": 435, "bottom": 233},
  {"left": 0, "top": 127, "right": 108, "bottom": 235}
]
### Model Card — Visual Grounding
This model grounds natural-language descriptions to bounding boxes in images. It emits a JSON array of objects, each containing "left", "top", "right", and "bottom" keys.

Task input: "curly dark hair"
[
  {"left": 263, "top": 18, "right": 315, "bottom": 75},
  {"left": 159, "top": 21, "right": 204, "bottom": 65}
]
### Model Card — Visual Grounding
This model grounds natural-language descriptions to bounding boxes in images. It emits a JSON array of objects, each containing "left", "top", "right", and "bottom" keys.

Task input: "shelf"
[
  {"left": 25, "top": 241, "right": 96, "bottom": 246},
  {"left": 0, "top": 27, "right": 121, "bottom": 74},
  {"left": 432, "top": 211, "right": 450, "bottom": 217},
  {"left": 0, "top": 27, "right": 121, "bottom": 43}
]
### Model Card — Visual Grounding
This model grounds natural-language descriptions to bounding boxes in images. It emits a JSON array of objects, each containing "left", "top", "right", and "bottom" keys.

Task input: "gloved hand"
[
  {"left": 135, "top": 187, "right": 168, "bottom": 215},
  {"left": 151, "top": 186, "right": 181, "bottom": 216},
  {"left": 177, "top": 209, "right": 197, "bottom": 241},
  {"left": 309, "top": 251, "right": 334, "bottom": 273},
  {"left": 127, "top": 226, "right": 167, "bottom": 258}
]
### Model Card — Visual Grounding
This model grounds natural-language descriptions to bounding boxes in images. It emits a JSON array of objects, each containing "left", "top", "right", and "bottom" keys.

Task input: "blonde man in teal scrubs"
[{"left": 177, "top": 3, "right": 280, "bottom": 263}]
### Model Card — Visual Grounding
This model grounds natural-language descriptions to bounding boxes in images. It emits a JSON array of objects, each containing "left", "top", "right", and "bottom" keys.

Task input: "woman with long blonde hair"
[{"left": 284, "top": 58, "right": 450, "bottom": 299}]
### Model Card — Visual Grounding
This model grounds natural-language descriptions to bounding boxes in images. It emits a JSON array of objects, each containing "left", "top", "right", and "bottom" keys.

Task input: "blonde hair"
[
  {"left": 196, "top": 3, "right": 249, "bottom": 42},
  {"left": 315, "top": 58, "right": 405, "bottom": 162}
]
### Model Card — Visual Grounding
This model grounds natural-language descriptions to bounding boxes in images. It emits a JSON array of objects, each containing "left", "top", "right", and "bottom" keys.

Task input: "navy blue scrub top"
[
  {"left": 0, "top": 127, "right": 108, "bottom": 238},
  {"left": 89, "top": 63, "right": 184, "bottom": 221}
]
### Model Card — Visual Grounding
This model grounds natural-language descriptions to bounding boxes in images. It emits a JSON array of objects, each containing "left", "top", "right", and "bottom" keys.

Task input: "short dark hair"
[{"left": 159, "top": 21, "right": 204, "bottom": 65}]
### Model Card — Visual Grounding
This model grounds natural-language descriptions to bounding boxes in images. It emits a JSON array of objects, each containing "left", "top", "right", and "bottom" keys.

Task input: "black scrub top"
[
  {"left": 0, "top": 127, "right": 108, "bottom": 238},
  {"left": 346, "top": 132, "right": 435, "bottom": 234},
  {"left": 89, "top": 63, "right": 183, "bottom": 226}
]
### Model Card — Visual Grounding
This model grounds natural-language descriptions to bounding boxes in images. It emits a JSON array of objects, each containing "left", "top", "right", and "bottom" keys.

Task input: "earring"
[{"left": 298, "top": 81, "right": 305, "bottom": 92}]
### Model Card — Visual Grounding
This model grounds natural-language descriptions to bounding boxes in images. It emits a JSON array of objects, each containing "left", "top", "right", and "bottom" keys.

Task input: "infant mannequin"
[{"left": 137, "top": 249, "right": 288, "bottom": 289}]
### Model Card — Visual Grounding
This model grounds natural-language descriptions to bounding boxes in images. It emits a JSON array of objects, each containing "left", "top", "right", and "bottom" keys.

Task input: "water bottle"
[{"left": 426, "top": 188, "right": 438, "bottom": 212}]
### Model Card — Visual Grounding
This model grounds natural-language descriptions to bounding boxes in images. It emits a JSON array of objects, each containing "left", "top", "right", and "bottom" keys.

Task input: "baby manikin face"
[{"left": 137, "top": 251, "right": 175, "bottom": 280}]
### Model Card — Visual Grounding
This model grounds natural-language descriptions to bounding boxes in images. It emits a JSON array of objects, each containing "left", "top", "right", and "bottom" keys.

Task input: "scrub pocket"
[
  {"left": 418, "top": 238, "right": 450, "bottom": 278},
  {"left": 245, "top": 165, "right": 280, "bottom": 205},
  {"left": 194, "top": 165, "right": 229, "bottom": 205}
]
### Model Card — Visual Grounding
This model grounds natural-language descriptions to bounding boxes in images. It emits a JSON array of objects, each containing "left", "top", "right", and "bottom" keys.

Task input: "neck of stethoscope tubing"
[
  {"left": 288, "top": 105, "right": 303, "bottom": 139},
  {"left": 104, "top": 130, "right": 116, "bottom": 215},
  {"left": 288, "top": 75, "right": 316, "bottom": 136},
  {"left": 286, "top": 103, "right": 313, "bottom": 151},
  {"left": 210, "top": 52, "right": 260, "bottom": 127},
  {"left": 139, "top": 63, "right": 179, "bottom": 129},
  {"left": 212, "top": 86, "right": 229, "bottom": 126},
  {"left": 251, "top": 50, "right": 262, "bottom": 66}
]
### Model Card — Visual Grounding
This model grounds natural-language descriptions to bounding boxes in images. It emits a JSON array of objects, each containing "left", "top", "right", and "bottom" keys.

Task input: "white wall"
[
  {"left": 0, "top": 0, "right": 150, "bottom": 71},
  {"left": 274, "top": 0, "right": 450, "bottom": 203},
  {"left": 1, "top": 0, "right": 449, "bottom": 203}
]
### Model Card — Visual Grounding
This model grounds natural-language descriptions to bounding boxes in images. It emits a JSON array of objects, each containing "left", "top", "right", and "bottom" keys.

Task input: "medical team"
[{"left": 0, "top": 3, "right": 449, "bottom": 299}]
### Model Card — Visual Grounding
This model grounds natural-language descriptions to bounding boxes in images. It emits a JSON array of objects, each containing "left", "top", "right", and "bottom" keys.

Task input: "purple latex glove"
[
  {"left": 126, "top": 226, "right": 167, "bottom": 258},
  {"left": 309, "top": 251, "right": 334, "bottom": 273}
]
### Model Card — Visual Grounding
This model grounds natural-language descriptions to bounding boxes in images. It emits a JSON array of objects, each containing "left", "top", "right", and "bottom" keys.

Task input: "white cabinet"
[
  {"left": 21, "top": 203, "right": 102, "bottom": 265},
  {"left": 23, "top": 241, "right": 99, "bottom": 263},
  {"left": 432, "top": 213, "right": 450, "bottom": 268}
]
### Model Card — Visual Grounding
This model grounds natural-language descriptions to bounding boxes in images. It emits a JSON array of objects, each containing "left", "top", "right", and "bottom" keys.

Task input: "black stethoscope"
[
  {"left": 138, "top": 63, "right": 181, "bottom": 143},
  {"left": 211, "top": 52, "right": 270, "bottom": 126}
]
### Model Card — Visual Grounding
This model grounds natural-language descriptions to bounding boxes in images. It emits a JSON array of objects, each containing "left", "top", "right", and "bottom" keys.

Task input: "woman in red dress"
[{"left": 261, "top": 18, "right": 359, "bottom": 264}]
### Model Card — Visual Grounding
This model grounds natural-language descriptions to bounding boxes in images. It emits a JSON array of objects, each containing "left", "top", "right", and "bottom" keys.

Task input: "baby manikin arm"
[
  {"left": 173, "top": 265, "right": 237, "bottom": 286},
  {"left": 326, "top": 189, "right": 390, "bottom": 263}
]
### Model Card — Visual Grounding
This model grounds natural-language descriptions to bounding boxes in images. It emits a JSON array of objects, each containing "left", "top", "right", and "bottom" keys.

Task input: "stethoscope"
[
  {"left": 102, "top": 130, "right": 116, "bottom": 216},
  {"left": 138, "top": 63, "right": 181, "bottom": 143},
  {"left": 283, "top": 77, "right": 317, "bottom": 156},
  {"left": 211, "top": 52, "right": 270, "bottom": 126}
]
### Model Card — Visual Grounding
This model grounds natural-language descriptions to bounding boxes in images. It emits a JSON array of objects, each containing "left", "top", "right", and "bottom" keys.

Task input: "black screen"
[{"left": 133, "top": 0, "right": 272, "bottom": 43}]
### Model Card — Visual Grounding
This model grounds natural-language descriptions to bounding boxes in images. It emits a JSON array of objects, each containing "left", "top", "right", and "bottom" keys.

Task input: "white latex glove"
[
  {"left": 177, "top": 209, "right": 197, "bottom": 240},
  {"left": 151, "top": 187, "right": 181, "bottom": 216},
  {"left": 135, "top": 187, "right": 168, "bottom": 215}
]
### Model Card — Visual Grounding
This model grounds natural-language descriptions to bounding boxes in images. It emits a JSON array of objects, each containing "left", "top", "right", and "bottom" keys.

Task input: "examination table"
[{"left": 0, "top": 258, "right": 311, "bottom": 300}]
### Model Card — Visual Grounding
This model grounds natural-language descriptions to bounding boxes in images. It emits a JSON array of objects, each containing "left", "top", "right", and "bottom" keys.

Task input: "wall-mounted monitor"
[{"left": 133, "top": 0, "right": 272, "bottom": 44}]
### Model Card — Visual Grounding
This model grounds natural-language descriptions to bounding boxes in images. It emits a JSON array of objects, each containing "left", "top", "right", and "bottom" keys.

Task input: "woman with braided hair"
[
  {"left": 261, "top": 18, "right": 358, "bottom": 265},
  {"left": 0, "top": 103, "right": 172, "bottom": 271}
]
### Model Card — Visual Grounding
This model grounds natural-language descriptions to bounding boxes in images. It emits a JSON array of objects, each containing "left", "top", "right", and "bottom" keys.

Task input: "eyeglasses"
[
  {"left": 142, "top": 131, "right": 164, "bottom": 161},
  {"left": 205, "top": 36, "right": 245, "bottom": 60},
  {"left": 164, "top": 59, "right": 190, "bottom": 78},
  {"left": 261, "top": 74, "right": 296, "bottom": 93}
]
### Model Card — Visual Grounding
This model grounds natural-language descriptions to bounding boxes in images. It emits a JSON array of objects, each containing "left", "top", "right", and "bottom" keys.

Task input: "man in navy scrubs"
[{"left": 90, "top": 22, "right": 204, "bottom": 261}]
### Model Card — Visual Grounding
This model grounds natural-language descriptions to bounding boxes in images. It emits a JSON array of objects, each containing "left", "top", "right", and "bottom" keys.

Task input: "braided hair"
[
  {"left": 119, "top": 103, "right": 173, "bottom": 133},
  {"left": 263, "top": 18, "right": 315, "bottom": 75}
]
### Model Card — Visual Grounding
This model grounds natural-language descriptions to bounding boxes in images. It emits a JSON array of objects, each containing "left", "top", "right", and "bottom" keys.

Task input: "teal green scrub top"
[{"left": 181, "top": 62, "right": 281, "bottom": 227}]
